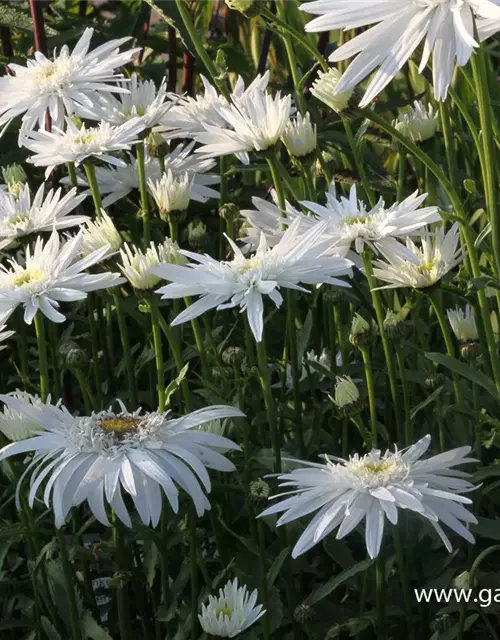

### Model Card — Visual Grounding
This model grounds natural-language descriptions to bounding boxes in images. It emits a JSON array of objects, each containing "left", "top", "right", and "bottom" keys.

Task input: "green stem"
[
  {"left": 396, "top": 349, "right": 412, "bottom": 445},
  {"left": 257, "top": 520, "right": 271, "bottom": 640},
  {"left": 438, "top": 101, "right": 460, "bottom": 194},
  {"left": 189, "top": 505, "right": 199, "bottom": 640},
  {"left": 255, "top": 331, "right": 281, "bottom": 471},
  {"left": 275, "top": 2, "right": 307, "bottom": 115},
  {"left": 343, "top": 119, "right": 375, "bottom": 207},
  {"left": 376, "top": 555, "right": 386, "bottom": 640},
  {"left": 67, "top": 162, "right": 78, "bottom": 188},
  {"left": 48, "top": 321, "right": 61, "bottom": 400},
  {"left": 112, "top": 516, "right": 132, "bottom": 640},
  {"left": 34, "top": 313, "right": 49, "bottom": 402},
  {"left": 397, "top": 149, "right": 406, "bottom": 203},
  {"left": 266, "top": 155, "right": 286, "bottom": 212},
  {"left": 471, "top": 44, "right": 500, "bottom": 278},
  {"left": 83, "top": 162, "right": 102, "bottom": 216},
  {"left": 56, "top": 529, "right": 81, "bottom": 640},
  {"left": 112, "top": 291, "right": 138, "bottom": 407},
  {"left": 393, "top": 530, "right": 414, "bottom": 640},
  {"left": 429, "top": 290, "right": 463, "bottom": 406},
  {"left": 260, "top": 7, "right": 329, "bottom": 73},
  {"left": 287, "top": 291, "right": 306, "bottom": 457},
  {"left": 148, "top": 298, "right": 165, "bottom": 411},
  {"left": 136, "top": 142, "right": 151, "bottom": 245},
  {"left": 359, "top": 346, "right": 377, "bottom": 448},
  {"left": 157, "top": 313, "right": 193, "bottom": 411},
  {"left": 174, "top": 0, "right": 229, "bottom": 99},
  {"left": 74, "top": 368, "right": 98, "bottom": 413},
  {"left": 361, "top": 253, "right": 401, "bottom": 427},
  {"left": 87, "top": 295, "right": 102, "bottom": 407}
]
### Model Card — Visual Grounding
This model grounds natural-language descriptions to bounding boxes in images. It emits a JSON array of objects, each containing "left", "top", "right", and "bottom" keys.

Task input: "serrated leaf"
[
  {"left": 0, "top": 5, "right": 57, "bottom": 35},
  {"left": 305, "top": 558, "right": 374, "bottom": 606},
  {"left": 425, "top": 352, "right": 499, "bottom": 402},
  {"left": 81, "top": 610, "right": 113, "bottom": 640}
]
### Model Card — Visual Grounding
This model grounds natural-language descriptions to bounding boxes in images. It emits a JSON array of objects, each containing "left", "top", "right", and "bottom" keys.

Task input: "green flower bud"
[
  {"left": 59, "top": 340, "right": 88, "bottom": 368},
  {"left": 225, "top": 0, "right": 262, "bottom": 17},
  {"left": 294, "top": 603, "right": 315, "bottom": 624},
  {"left": 349, "top": 313, "right": 375, "bottom": 347}
]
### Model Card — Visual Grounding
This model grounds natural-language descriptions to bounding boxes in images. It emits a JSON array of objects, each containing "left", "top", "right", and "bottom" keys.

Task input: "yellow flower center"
[
  {"left": 100, "top": 417, "right": 141, "bottom": 434},
  {"left": 13, "top": 268, "right": 46, "bottom": 287},
  {"left": 215, "top": 602, "right": 233, "bottom": 619},
  {"left": 36, "top": 64, "right": 57, "bottom": 80},
  {"left": 417, "top": 260, "right": 435, "bottom": 275},
  {"left": 73, "top": 133, "right": 96, "bottom": 145},
  {"left": 343, "top": 215, "right": 368, "bottom": 226},
  {"left": 9, "top": 212, "right": 30, "bottom": 227},
  {"left": 362, "top": 460, "right": 395, "bottom": 474},
  {"left": 238, "top": 256, "right": 263, "bottom": 273}
]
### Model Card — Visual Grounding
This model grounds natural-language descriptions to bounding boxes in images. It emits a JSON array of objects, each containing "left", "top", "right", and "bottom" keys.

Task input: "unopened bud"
[
  {"left": 349, "top": 313, "right": 375, "bottom": 347},
  {"left": 294, "top": 604, "right": 315, "bottom": 624},
  {"left": 222, "top": 346, "right": 245, "bottom": 366},
  {"left": 225, "top": 0, "right": 262, "bottom": 17},
  {"left": 188, "top": 220, "right": 209, "bottom": 250},
  {"left": 59, "top": 341, "right": 88, "bottom": 368},
  {"left": 250, "top": 479, "right": 270, "bottom": 506}
]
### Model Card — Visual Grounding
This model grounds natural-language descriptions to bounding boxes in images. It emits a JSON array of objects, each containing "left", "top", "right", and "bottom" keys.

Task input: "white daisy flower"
[
  {"left": 119, "top": 239, "right": 184, "bottom": 291},
  {"left": 0, "top": 28, "right": 140, "bottom": 142},
  {"left": 447, "top": 305, "right": 478, "bottom": 342},
  {"left": 80, "top": 210, "right": 122, "bottom": 258},
  {"left": 260, "top": 435, "right": 477, "bottom": 559},
  {"left": 393, "top": 101, "right": 438, "bottom": 143},
  {"left": 240, "top": 190, "right": 302, "bottom": 251},
  {"left": 148, "top": 171, "right": 193, "bottom": 217},
  {"left": 300, "top": 0, "right": 500, "bottom": 106},
  {"left": 301, "top": 181, "right": 441, "bottom": 254},
  {"left": 81, "top": 73, "right": 174, "bottom": 132},
  {"left": 24, "top": 118, "right": 144, "bottom": 179},
  {"left": 0, "top": 183, "right": 88, "bottom": 250},
  {"left": 0, "top": 230, "right": 125, "bottom": 324},
  {"left": 194, "top": 85, "right": 292, "bottom": 164},
  {"left": 199, "top": 578, "right": 265, "bottom": 638},
  {"left": 66, "top": 143, "right": 219, "bottom": 208},
  {"left": 282, "top": 112, "right": 317, "bottom": 158},
  {"left": 0, "top": 397, "right": 243, "bottom": 527},
  {"left": 0, "top": 391, "right": 54, "bottom": 441},
  {"left": 372, "top": 223, "right": 463, "bottom": 289},
  {"left": 153, "top": 217, "right": 353, "bottom": 342},
  {"left": 161, "top": 73, "right": 270, "bottom": 143}
]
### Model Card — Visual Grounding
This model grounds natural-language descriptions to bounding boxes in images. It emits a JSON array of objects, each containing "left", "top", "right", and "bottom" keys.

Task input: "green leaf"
[
  {"left": 41, "top": 618, "right": 62, "bottom": 640},
  {"left": 143, "top": 539, "right": 159, "bottom": 589},
  {"left": 266, "top": 547, "right": 290, "bottom": 590},
  {"left": 470, "top": 518, "right": 500, "bottom": 541},
  {"left": 425, "top": 352, "right": 499, "bottom": 402},
  {"left": 142, "top": 0, "right": 193, "bottom": 54},
  {"left": 81, "top": 611, "right": 113, "bottom": 640},
  {"left": 165, "top": 363, "right": 189, "bottom": 406},
  {"left": 297, "top": 311, "right": 313, "bottom": 363},
  {"left": 410, "top": 386, "right": 443, "bottom": 421},
  {"left": 305, "top": 558, "right": 374, "bottom": 606}
]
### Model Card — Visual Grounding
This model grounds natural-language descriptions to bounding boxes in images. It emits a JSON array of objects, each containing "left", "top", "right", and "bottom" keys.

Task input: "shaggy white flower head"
[
  {"left": 199, "top": 578, "right": 265, "bottom": 638},
  {"left": 161, "top": 73, "right": 270, "bottom": 144},
  {"left": 372, "top": 224, "right": 464, "bottom": 289},
  {"left": 394, "top": 101, "right": 438, "bottom": 143},
  {"left": 148, "top": 171, "right": 194, "bottom": 217},
  {"left": 81, "top": 73, "right": 173, "bottom": 131},
  {"left": 194, "top": 86, "right": 292, "bottom": 163},
  {"left": 300, "top": 0, "right": 500, "bottom": 106},
  {"left": 0, "top": 230, "right": 125, "bottom": 324},
  {"left": 24, "top": 118, "right": 144, "bottom": 179},
  {"left": 80, "top": 210, "right": 122, "bottom": 258},
  {"left": 282, "top": 113, "right": 317, "bottom": 158},
  {"left": 310, "top": 67, "right": 357, "bottom": 114},
  {"left": 153, "top": 217, "right": 353, "bottom": 342},
  {"left": 0, "top": 397, "right": 243, "bottom": 527},
  {"left": 240, "top": 190, "right": 302, "bottom": 250},
  {"left": 333, "top": 375, "right": 360, "bottom": 409},
  {"left": 447, "top": 305, "right": 478, "bottom": 342},
  {"left": 261, "top": 435, "right": 477, "bottom": 558},
  {"left": 67, "top": 144, "right": 219, "bottom": 208},
  {"left": 119, "top": 240, "right": 184, "bottom": 291},
  {"left": 0, "top": 391, "right": 54, "bottom": 441},
  {"left": 0, "top": 183, "right": 88, "bottom": 250},
  {"left": 0, "top": 27, "right": 139, "bottom": 142},
  {"left": 301, "top": 182, "right": 441, "bottom": 254}
]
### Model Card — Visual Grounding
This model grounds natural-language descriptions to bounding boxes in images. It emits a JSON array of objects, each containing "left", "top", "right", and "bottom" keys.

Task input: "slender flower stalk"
[
  {"left": 136, "top": 142, "right": 151, "bottom": 244},
  {"left": 33, "top": 313, "right": 49, "bottom": 402},
  {"left": 148, "top": 297, "right": 165, "bottom": 412},
  {"left": 84, "top": 162, "right": 102, "bottom": 216},
  {"left": 56, "top": 529, "right": 82, "bottom": 640}
]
